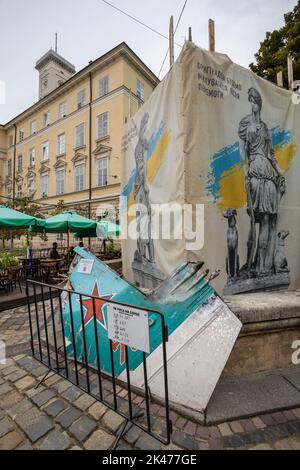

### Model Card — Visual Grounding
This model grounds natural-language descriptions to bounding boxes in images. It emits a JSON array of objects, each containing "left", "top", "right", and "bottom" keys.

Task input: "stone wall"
[{"left": 222, "top": 291, "right": 300, "bottom": 376}]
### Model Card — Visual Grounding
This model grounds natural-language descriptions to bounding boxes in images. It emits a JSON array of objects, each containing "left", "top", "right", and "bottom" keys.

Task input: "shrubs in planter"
[{"left": 0, "top": 252, "right": 19, "bottom": 269}]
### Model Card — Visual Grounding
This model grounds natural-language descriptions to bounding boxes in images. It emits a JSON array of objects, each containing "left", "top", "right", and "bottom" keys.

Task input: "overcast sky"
[{"left": 0, "top": 0, "right": 297, "bottom": 123}]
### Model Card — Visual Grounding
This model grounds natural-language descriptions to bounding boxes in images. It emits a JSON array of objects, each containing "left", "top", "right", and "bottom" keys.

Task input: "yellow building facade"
[{"left": 0, "top": 43, "right": 159, "bottom": 224}]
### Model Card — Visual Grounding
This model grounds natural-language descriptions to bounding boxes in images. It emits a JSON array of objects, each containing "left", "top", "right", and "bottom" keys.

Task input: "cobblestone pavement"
[
  {"left": 1, "top": 304, "right": 300, "bottom": 450},
  {"left": 0, "top": 304, "right": 31, "bottom": 354}
]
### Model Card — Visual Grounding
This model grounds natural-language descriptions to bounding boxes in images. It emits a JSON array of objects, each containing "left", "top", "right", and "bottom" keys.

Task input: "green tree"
[
  {"left": 14, "top": 195, "right": 45, "bottom": 219},
  {"left": 0, "top": 194, "right": 46, "bottom": 248},
  {"left": 50, "top": 199, "right": 67, "bottom": 216},
  {"left": 50, "top": 200, "right": 91, "bottom": 218},
  {"left": 250, "top": 1, "right": 300, "bottom": 86}
]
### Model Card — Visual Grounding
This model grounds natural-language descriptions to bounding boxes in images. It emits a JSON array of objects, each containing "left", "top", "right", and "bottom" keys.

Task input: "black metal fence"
[{"left": 26, "top": 279, "right": 172, "bottom": 448}]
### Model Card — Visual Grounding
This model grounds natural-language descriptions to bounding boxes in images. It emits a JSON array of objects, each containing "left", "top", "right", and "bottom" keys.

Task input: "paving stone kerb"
[{"left": 2, "top": 297, "right": 300, "bottom": 452}]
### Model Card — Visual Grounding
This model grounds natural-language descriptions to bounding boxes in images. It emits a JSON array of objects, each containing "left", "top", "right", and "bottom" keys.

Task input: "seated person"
[
  {"left": 49, "top": 242, "right": 61, "bottom": 260},
  {"left": 68, "top": 246, "right": 75, "bottom": 260},
  {"left": 78, "top": 241, "right": 84, "bottom": 248}
]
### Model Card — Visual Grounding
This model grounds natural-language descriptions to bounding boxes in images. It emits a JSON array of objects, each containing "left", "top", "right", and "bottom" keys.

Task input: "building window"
[
  {"left": 28, "top": 178, "right": 35, "bottom": 197},
  {"left": 75, "top": 123, "right": 85, "bottom": 148},
  {"left": 75, "top": 164, "right": 85, "bottom": 192},
  {"left": 17, "top": 155, "right": 23, "bottom": 172},
  {"left": 137, "top": 79, "right": 145, "bottom": 101},
  {"left": 57, "top": 133, "right": 66, "bottom": 155},
  {"left": 96, "top": 157, "right": 108, "bottom": 187},
  {"left": 56, "top": 169, "right": 65, "bottom": 195},
  {"left": 41, "top": 174, "right": 48, "bottom": 197},
  {"left": 19, "top": 128, "right": 24, "bottom": 142},
  {"left": 16, "top": 183, "right": 22, "bottom": 199},
  {"left": 43, "top": 112, "right": 50, "bottom": 127},
  {"left": 42, "top": 141, "right": 49, "bottom": 161},
  {"left": 97, "top": 112, "right": 109, "bottom": 139},
  {"left": 59, "top": 102, "right": 67, "bottom": 119},
  {"left": 7, "top": 159, "right": 12, "bottom": 176},
  {"left": 99, "top": 76, "right": 109, "bottom": 97},
  {"left": 30, "top": 121, "right": 37, "bottom": 135},
  {"left": 9, "top": 135, "right": 14, "bottom": 147},
  {"left": 6, "top": 185, "right": 12, "bottom": 199},
  {"left": 29, "top": 148, "right": 35, "bottom": 167},
  {"left": 77, "top": 90, "right": 85, "bottom": 109}
]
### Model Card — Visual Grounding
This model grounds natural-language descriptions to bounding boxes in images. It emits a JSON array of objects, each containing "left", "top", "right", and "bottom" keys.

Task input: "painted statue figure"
[
  {"left": 274, "top": 230, "right": 289, "bottom": 273},
  {"left": 134, "top": 112, "right": 155, "bottom": 263},
  {"left": 224, "top": 208, "right": 239, "bottom": 278},
  {"left": 239, "top": 87, "right": 286, "bottom": 275}
]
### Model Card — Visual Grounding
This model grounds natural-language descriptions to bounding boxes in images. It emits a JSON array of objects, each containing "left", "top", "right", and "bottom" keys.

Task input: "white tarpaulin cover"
[{"left": 121, "top": 41, "right": 300, "bottom": 295}]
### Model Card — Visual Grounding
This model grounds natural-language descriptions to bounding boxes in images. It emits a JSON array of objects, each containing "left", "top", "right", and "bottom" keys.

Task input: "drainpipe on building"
[
  {"left": 12, "top": 124, "right": 17, "bottom": 208},
  {"left": 88, "top": 72, "right": 92, "bottom": 248},
  {"left": 9, "top": 124, "right": 17, "bottom": 251}
]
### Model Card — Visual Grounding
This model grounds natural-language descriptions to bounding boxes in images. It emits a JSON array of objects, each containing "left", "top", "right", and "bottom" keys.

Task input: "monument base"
[
  {"left": 223, "top": 271, "right": 291, "bottom": 295},
  {"left": 223, "top": 290, "right": 300, "bottom": 376},
  {"left": 124, "top": 291, "right": 300, "bottom": 424}
]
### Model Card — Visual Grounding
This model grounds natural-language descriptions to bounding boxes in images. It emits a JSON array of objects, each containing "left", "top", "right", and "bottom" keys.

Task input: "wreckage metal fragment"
[{"left": 62, "top": 248, "right": 241, "bottom": 412}]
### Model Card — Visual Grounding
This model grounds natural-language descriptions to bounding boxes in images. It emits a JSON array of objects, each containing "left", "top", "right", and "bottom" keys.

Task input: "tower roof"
[{"left": 35, "top": 49, "right": 76, "bottom": 74}]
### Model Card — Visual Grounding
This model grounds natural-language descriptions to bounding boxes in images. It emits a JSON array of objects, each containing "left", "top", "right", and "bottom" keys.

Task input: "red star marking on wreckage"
[
  {"left": 111, "top": 342, "right": 137, "bottom": 366},
  {"left": 81, "top": 281, "right": 113, "bottom": 330},
  {"left": 80, "top": 281, "right": 137, "bottom": 366}
]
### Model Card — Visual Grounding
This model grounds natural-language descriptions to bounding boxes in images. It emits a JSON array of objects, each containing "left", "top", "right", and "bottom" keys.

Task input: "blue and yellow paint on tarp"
[
  {"left": 206, "top": 127, "right": 297, "bottom": 212},
  {"left": 122, "top": 120, "right": 171, "bottom": 220},
  {"left": 62, "top": 248, "right": 214, "bottom": 376}
]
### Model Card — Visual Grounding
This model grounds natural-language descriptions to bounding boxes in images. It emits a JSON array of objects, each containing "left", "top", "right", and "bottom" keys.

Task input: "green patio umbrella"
[
  {"left": 74, "top": 220, "right": 121, "bottom": 238},
  {"left": 41, "top": 211, "right": 97, "bottom": 234},
  {"left": 36, "top": 211, "right": 97, "bottom": 258},
  {"left": 0, "top": 205, "right": 45, "bottom": 230}
]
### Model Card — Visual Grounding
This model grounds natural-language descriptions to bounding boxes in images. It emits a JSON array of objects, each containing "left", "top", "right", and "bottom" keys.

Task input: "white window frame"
[
  {"left": 97, "top": 112, "right": 109, "bottom": 139},
  {"left": 30, "top": 120, "right": 37, "bottom": 135},
  {"left": 17, "top": 154, "right": 22, "bottom": 172},
  {"left": 19, "top": 128, "right": 24, "bottom": 142},
  {"left": 16, "top": 183, "right": 22, "bottom": 199},
  {"left": 59, "top": 101, "right": 67, "bottom": 119},
  {"left": 99, "top": 76, "right": 109, "bottom": 97},
  {"left": 6, "top": 185, "right": 12, "bottom": 199},
  {"left": 56, "top": 169, "right": 65, "bottom": 195},
  {"left": 41, "top": 141, "right": 49, "bottom": 161},
  {"left": 75, "top": 123, "right": 85, "bottom": 148},
  {"left": 77, "top": 90, "right": 85, "bottom": 108},
  {"left": 96, "top": 156, "right": 108, "bottom": 187},
  {"left": 57, "top": 133, "right": 66, "bottom": 155},
  {"left": 43, "top": 111, "right": 50, "bottom": 127},
  {"left": 75, "top": 163, "right": 85, "bottom": 192},
  {"left": 137, "top": 79, "right": 145, "bottom": 101},
  {"left": 41, "top": 174, "right": 49, "bottom": 197},
  {"left": 29, "top": 148, "right": 35, "bottom": 167}
]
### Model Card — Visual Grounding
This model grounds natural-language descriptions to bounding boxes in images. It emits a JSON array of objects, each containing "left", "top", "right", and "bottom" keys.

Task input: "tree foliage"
[
  {"left": 50, "top": 199, "right": 67, "bottom": 216},
  {"left": 0, "top": 195, "right": 45, "bottom": 246},
  {"left": 250, "top": 1, "right": 300, "bottom": 86},
  {"left": 50, "top": 199, "right": 91, "bottom": 218}
]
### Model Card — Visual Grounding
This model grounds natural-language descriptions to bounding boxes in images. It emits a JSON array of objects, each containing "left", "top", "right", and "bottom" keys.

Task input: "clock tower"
[{"left": 35, "top": 48, "right": 76, "bottom": 100}]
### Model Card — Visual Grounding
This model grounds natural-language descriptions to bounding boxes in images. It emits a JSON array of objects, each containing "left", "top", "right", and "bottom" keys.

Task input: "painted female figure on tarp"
[{"left": 239, "top": 87, "right": 286, "bottom": 274}]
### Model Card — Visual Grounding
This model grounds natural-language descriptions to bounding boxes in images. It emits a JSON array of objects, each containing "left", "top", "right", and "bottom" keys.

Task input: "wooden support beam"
[
  {"left": 169, "top": 16, "right": 174, "bottom": 67},
  {"left": 288, "top": 55, "right": 294, "bottom": 90},
  {"left": 209, "top": 19, "right": 215, "bottom": 52},
  {"left": 277, "top": 71, "right": 284, "bottom": 88}
]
